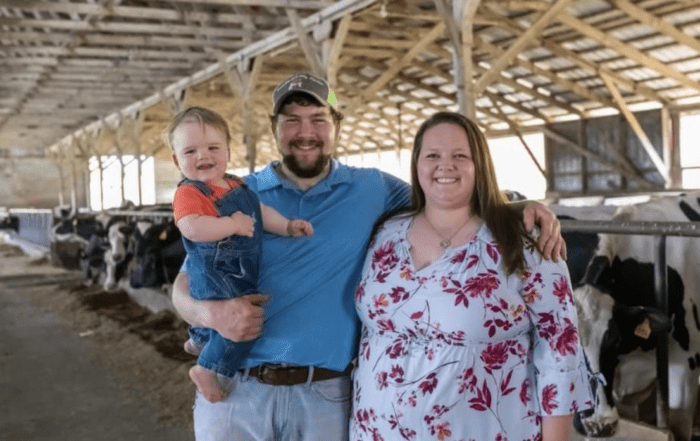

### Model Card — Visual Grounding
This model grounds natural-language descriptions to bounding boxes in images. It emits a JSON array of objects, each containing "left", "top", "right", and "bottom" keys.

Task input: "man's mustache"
[{"left": 289, "top": 138, "right": 323, "bottom": 149}]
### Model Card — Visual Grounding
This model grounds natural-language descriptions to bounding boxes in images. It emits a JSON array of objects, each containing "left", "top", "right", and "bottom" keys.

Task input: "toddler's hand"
[
  {"left": 231, "top": 211, "right": 255, "bottom": 237},
  {"left": 287, "top": 219, "right": 314, "bottom": 237}
]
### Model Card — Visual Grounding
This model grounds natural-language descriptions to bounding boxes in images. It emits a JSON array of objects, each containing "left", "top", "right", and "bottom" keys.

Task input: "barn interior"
[{"left": 1, "top": 0, "right": 700, "bottom": 440}]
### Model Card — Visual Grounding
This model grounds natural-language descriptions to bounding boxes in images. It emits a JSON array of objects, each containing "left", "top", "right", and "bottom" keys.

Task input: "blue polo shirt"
[{"left": 242, "top": 161, "right": 411, "bottom": 371}]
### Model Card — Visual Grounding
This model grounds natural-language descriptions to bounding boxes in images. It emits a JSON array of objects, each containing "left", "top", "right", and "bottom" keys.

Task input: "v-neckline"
[{"left": 404, "top": 216, "right": 482, "bottom": 273}]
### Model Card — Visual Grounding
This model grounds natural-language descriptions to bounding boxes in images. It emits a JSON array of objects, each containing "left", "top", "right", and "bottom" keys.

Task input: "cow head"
[
  {"left": 572, "top": 256, "right": 671, "bottom": 438},
  {"left": 103, "top": 221, "right": 136, "bottom": 290}
]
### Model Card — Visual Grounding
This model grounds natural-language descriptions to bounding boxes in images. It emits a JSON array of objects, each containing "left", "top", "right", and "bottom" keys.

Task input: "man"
[{"left": 172, "top": 72, "right": 565, "bottom": 441}]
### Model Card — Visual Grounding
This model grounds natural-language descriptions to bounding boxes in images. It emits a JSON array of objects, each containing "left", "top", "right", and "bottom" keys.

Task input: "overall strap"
[{"left": 177, "top": 177, "right": 221, "bottom": 215}]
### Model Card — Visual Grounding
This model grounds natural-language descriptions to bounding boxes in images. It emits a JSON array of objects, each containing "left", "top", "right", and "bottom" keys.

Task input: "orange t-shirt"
[{"left": 172, "top": 177, "right": 242, "bottom": 222}]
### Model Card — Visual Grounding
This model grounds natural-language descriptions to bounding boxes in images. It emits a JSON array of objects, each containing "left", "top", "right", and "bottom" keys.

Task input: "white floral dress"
[{"left": 350, "top": 216, "right": 593, "bottom": 441}]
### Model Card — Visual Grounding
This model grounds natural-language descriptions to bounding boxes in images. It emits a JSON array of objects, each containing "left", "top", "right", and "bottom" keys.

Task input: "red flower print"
[
  {"left": 522, "top": 285, "right": 541, "bottom": 304},
  {"left": 389, "top": 364, "right": 405, "bottom": 383},
  {"left": 466, "top": 254, "right": 479, "bottom": 269},
  {"left": 373, "top": 293, "right": 389, "bottom": 309},
  {"left": 520, "top": 378, "right": 532, "bottom": 405},
  {"left": 377, "top": 319, "right": 396, "bottom": 335},
  {"left": 541, "top": 384, "right": 559, "bottom": 414},
  {"left": 355, "top": 283, "right": 365, "bottom": 301},
  {"left": 553, "top": 276, "right": 572, "bottom": 305},
  {"left": 354, "top": 408, "right": 376, "bottom": 433},
  {"left": 445, "top": 278, "right": 470, "bottom": 308},
  {"left": 371, "top": 241, "right": 400, "bottom": 282},
  {"left": 386, "top": 336, "right": 408, "bottom": 359},
  {"left": 468, "top": 379, "right": 492, "bottom": 411},
  {"left": 458, "top": 367, "right": 478, "bottom": 394},
  {"left": 500, "top": 370, "right": 516, "bottom": 396},
  {"left": 418, "top": 372, "right": 438, "bottom": 395},
  {"left": 451, "top": 249, "right": 467, "bottom": 263},
  {"left": 399, "top": 427, "right": 416, "bottom": 440},
  {"left": 370, "top": 428, "right": 384, "bottom": 441},
  {"left": 554, "top": 318, "right": 579, "bottom": 356},
  {"left": 376, "top": 371, "right": 388, "bottom": 390},
  {"left": 480, "top": 342, "right": 510, "bottom": 373},
  {"left": 389, "top": 286, "right": 410, "bottom": 303},
  {"left": 486, "top": 242, "right": 500, "bottom": 263},
  {"left": 465, "top": 270, "right": 501, "bottom": 298},
  {"left": 435, "top": 422, "right": 452, "bottom": 440}
]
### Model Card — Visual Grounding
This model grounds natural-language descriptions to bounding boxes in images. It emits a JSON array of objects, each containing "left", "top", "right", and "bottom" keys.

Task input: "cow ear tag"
[{"left": 634, "top": 318, "right": 652, "bottom": 339}]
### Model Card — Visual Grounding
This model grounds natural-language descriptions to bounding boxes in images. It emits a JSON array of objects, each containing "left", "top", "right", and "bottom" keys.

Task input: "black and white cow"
[
  {"left": 101, "top": 205, "right": 185, "bottom": 291},
  {"left": 572, "top": 191, "right": 700, "bottom": 441}
]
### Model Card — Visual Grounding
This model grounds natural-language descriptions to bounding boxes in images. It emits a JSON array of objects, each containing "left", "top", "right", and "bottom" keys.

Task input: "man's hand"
[
  {"left": 209, "top": 294, "right": 268, "bottom": 342},
  {"left": 522, "top": 201, "right": 567, "bottom": 262}
]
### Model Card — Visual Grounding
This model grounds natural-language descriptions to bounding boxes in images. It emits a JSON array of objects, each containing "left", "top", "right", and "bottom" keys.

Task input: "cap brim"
[{"left": 273, "top": 90, "right": 330, "bottom": 115}]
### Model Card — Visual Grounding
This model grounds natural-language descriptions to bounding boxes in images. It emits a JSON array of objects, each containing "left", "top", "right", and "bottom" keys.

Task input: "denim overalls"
[{"left": 179, "top": 175, "right": 263, "bottom": 377}]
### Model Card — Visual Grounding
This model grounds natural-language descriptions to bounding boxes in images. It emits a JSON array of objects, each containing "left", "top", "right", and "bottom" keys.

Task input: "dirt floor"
[{"left": 0, "top": 242, "right": 196, "bottom": 433}]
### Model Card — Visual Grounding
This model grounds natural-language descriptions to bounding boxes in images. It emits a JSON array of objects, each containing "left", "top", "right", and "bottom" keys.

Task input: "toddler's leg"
[{"left": 190, "top": 365, "right": 226, "bottom": 403}]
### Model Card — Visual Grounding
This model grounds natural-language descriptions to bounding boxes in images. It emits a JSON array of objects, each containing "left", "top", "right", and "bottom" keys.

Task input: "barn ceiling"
[{"left": 1, "top": 0, "right": 700, "bottom": 172}]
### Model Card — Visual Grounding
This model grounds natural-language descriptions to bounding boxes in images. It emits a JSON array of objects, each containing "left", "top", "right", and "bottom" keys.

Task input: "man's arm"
[
  {"left": 512, "top": 200, "right": 567, "bottom": 262},
  {"left": 171, "top": 272, "right": 266, "bottom": 341},
  {"left": 177, "top": 212, "right": 254, "bottom": 242}
]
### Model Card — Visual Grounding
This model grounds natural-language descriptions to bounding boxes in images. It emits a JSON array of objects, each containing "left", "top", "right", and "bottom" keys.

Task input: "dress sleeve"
[{"left": 521, "top": 248, "right": 594, "bottom": 416}]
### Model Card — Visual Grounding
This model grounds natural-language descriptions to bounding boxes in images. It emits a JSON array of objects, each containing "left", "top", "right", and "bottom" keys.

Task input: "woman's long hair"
[{"left": 408, "top": 112, "right": 532, "bottom": 275}]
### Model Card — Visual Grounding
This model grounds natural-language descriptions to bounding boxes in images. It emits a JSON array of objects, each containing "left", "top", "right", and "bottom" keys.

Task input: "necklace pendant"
[{"left": 440, "top": 239, "right": 451, "bottom": 249}]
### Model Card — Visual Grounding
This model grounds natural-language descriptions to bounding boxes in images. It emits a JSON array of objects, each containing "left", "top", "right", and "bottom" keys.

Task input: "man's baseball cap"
[{"left": 272, "top": 73, "right": 338, "bottom": 115}]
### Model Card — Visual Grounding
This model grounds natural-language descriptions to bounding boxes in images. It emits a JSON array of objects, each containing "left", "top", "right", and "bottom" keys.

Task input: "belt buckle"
[{"left": 257, "top": 364, "right": 285, "bottom": 384}]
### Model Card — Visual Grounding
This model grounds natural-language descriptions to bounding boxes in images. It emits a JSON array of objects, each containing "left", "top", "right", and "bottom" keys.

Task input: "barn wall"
[
  {"left": 153, "top": 157, "right": 182, "bottom": 205},
  {"left": 0, "top": 158, "right": 85, "bottom": 209},
  {"left": 546, "top": 109, "right": 665, "bottom": 196}
]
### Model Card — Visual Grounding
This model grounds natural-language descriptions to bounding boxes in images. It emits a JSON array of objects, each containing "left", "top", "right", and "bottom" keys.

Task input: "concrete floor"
[{"left": 0, "top": 251, "right": 194, "bottom": 441}]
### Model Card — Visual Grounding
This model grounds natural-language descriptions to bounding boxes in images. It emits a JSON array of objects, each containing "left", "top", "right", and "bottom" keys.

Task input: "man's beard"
[{"left": 282, "top": 139, "right": 331, "bottom": 178}]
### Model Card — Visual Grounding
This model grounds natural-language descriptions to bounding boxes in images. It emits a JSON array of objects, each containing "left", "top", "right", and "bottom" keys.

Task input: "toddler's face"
[{"left": 172, "top": 121, "right": 230, "bottom": 186}]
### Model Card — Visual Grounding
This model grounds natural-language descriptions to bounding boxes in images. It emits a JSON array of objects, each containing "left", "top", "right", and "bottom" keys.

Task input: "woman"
[{"left": 350, "top": 112, "right": 592, "bottom": 441}]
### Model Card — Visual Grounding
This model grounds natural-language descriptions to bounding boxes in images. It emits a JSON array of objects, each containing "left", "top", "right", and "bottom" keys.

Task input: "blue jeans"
[{"left": 193, "top": 371, "right": 351, "bottom": 441}]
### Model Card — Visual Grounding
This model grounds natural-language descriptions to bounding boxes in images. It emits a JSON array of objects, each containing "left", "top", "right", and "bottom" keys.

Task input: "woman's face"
[{"left": 416, "top": 122, "right": 476, "bottom": 211}]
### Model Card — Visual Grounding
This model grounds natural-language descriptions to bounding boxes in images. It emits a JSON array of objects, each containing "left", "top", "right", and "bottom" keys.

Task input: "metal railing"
[
  {"left": 560, "top": 218, "right": 700, "bottom": 432},
  {"left": 8, "top": 208, "right": 53, "bottom": 248}
]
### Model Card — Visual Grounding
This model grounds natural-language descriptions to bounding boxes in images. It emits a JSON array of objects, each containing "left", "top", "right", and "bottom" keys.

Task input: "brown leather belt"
[{"left": 245, "top": 364, "right": 350, "bottom": 386}]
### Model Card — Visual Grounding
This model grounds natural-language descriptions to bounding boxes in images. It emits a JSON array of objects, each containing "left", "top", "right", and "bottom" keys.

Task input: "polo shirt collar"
[{"left": 255, "top": 160, "right": 352, "bottom": 193}]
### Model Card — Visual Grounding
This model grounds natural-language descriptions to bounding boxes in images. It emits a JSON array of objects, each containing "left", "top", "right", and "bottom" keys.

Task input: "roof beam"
[
  {"left": 474, "top": 0, "right": 575, "bottom": 94},
  {"left": 609, "top": 0, "right": 700, "bottom": 55},
  {"left": 600, "top": 72, "right": 669, "bottom": 184},
  {"left": 559, "top": 11, "right": 700, "bottom": 94}
]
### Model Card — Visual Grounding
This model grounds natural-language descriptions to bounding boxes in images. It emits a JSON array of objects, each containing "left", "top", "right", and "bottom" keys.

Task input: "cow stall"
[
  {"left": 3, "top": 205, "right": 184, "bottom": 315},
  {"left": 560, "top": 192, "right": 700, "bottom": 441}
]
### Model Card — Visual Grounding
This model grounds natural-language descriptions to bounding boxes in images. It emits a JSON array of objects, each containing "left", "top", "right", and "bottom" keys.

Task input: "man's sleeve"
[{"left": 382, "top": 172, "right": 412, "bottom": 212}]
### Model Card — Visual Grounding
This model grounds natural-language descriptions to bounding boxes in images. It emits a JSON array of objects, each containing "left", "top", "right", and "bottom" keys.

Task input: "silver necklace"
[{"left": 422, "top": 213, "right": 472, "bottom": 249}]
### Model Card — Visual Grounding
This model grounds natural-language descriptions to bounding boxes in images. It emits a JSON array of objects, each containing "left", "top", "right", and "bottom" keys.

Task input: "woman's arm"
[
  {"left": 177, "top": 212, "right": 254, "bottom": 242},
  {"left": 171, "top": 272, "right": 266, "bottom": 341},
  {"left": 542, "top": 414, "right": 573, "bottom": 441}
]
